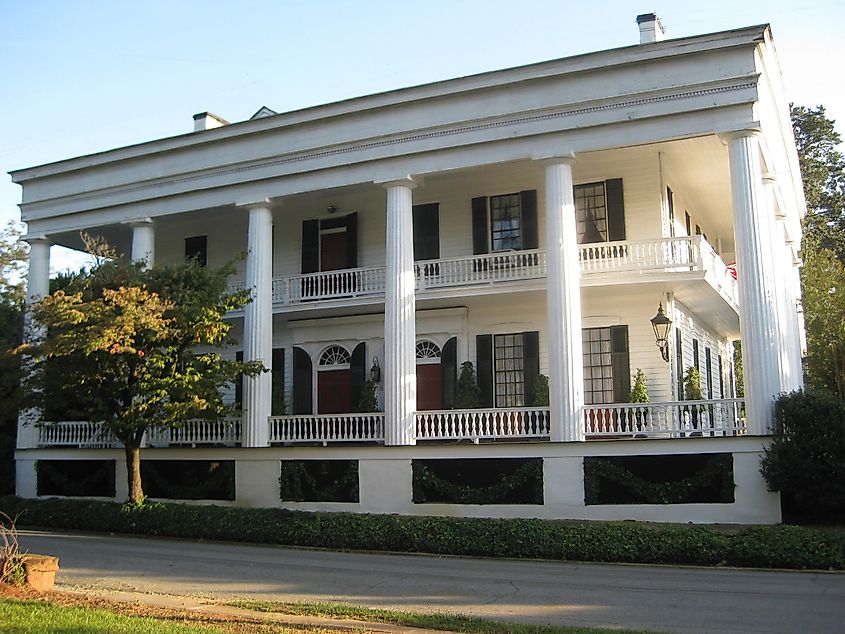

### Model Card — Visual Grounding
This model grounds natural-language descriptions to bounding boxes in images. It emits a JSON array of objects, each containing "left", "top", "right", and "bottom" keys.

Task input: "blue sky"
[{"left": 2, "top": 0, "right": 843, "bottom": 271}]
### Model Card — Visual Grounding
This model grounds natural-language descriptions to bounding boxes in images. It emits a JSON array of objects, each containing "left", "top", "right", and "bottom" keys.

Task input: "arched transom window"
[
  {"left": 416, "top": 340, "right": 441, "bottom": 363},
  {"left": 319, "top": 345, "right": 351, "bottom": 368}
]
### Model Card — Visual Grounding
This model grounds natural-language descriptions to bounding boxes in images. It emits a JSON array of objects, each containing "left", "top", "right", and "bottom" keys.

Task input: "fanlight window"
[
  {"left": 319, "top": 345, "right": 351, "bottom": 367},
  {"left": 416, "top": 341, "right": 442, "bottom": 360}
]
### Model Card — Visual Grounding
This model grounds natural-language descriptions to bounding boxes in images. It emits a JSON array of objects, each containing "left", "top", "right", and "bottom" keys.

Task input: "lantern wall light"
[{"left": 650, "top": 302, "right": 672, "bottom": 363}]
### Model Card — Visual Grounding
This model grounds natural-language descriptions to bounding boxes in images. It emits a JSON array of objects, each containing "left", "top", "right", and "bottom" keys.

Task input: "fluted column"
[
  {"left": 761, "top": 175, "right": 791, "bottom": 391},
  {"left": 544, "top": 158, "right": 584, "bottom": 442},
  {"left": 125, "top": 218, "right": 155, "bottom": 268},
  {"left": 727, "top": 131, "right": 781, "bottom": 434},
  {"left": 240, "top": 200, "right": 273, "bottom": 447},
  {"left": 17, "top": 236, "right": 51, "bottom": 449},
  {"left": 381, "top": 177, "right": 417, "bottom": 446}
]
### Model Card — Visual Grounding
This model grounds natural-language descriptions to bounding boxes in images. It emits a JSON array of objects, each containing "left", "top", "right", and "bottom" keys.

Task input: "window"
[
  {"left": 471, "top": 191, "right": 537, "bottom": 255},
  {"left": 416, "top": 340, "right": 442, "bottom": 362},
  {"left": 494, "top": 334, "right": 525, "bottom": 407},
  {"left": 185, "top": 235, "right": 207, "bottom": 266},
  {"left": 318, "top": 345, "right": 350, "bottom": 368},
  {"left": 582, "top": 326, "right": 630, "bottom": 405},
  {"left": 575, "top": 179, "right": 625, "bottom": 244},
  {"left": 490, "top": 193, "right": 522, "bottom": 251},
  {"left": 301, "top": 213, "right": 357, "bottom": 274}
]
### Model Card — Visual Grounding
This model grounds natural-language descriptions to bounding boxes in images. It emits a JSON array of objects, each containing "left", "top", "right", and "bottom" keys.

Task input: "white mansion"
[{"left": 12, "top": 15, "right": 805, "bottom": 524}]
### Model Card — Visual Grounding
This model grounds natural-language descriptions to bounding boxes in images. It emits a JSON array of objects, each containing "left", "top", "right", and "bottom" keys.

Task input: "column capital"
[
  {"left": 533, "top": 152, "right": 576, "bottom": 166},
  {"left": 236, "top": 197, "right": 273, "bottom": 211},
  {"left": 121, "top": 217, "right": 154, "bottom": 228},
  {"left": 21, "top": 233, "right": 49, "bottom": 246},
  {"left": 719, "top": 128, "right": 762, "bottom": 144},
  {"left": 376, "top": 175, "right": 419, "bottom": 190}
]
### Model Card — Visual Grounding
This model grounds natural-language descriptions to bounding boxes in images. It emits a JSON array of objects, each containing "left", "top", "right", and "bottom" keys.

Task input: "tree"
[
  {"left": 791, "top": 105, "right": 845, "bottom": 394},
  {"left": 19, "top": 247, "right": 262, "bottom": 504},
  {"left": 0, "top": 221, "right": 27, "bottom": 495}
]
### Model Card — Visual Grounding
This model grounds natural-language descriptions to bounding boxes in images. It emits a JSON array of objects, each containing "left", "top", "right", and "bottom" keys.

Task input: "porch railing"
[
  {"left": 228, "top": 235, "right": 735, "bottom": 306},
  {"left": 146, "top": 418, "right": 242, "bottom": 447},
  {"left": 37, "top": 421, "right": 119, "bottom": 448},
  {"left": 416, "top": 408, "right": 551, "bottom": 441},
  {"left": 269, "top": 413, "right": 385, "bottom": 444},
  {"left": 583, "top": 399, "right": 746, "bottom": 438}
]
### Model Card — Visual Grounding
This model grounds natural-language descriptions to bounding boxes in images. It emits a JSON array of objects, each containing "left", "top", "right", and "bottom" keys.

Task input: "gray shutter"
[
  {"left": 472, "top": 197, "right": 489, "bottom": 255},
  {"left": 441, "top": 337, "right": 457, "bottom": 409},
  {"left": 292, "top": 347, "right": 313, "bottom": 414},
  {"left": 476, "top": 334, "right": 493, "bottom": 407},
  {"left": 522, "top": 331, "right": 540, "bottom": 405},
  {"left": 301, "top": 220, "right": 319, "bottom": 273},
  {"left": 350, "top": 342, "right": 366, "bottom": 410},
  {"left": 610, "top": 326, "right": 630, "bottom": 403},
  {"left": 605, "top": 178, "right": 626, "bottom": 242},
  {"left": 520, "top": 190, "right": 538, "bottom": 250}
]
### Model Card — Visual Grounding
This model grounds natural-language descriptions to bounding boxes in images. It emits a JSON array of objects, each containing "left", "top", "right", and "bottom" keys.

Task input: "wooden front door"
[
  {"left": 416, "top": 363, "right": 443, "bottom": 411},
  {"left": 318, "top": 369, "right": 352, "bottom": 414},
  {"left": 320, "top": 231, "right": 347, "bottom": 271}
]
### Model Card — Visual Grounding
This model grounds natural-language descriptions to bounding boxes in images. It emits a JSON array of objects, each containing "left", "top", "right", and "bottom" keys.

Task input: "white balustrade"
[
  {"left": 415, "top": 408, "right": 551, "bottom": 441},
  {"left": 583, "top": 399, "right": 746, "bottom": 438},
  {"left": 37, "top": 421, "right": 118, "bottom": 448},
  {"left": 269, "top": 413, "right": 385, "bottom": 443},
  {"left": 146, "top": 418, "right": 242, "bottom": 447},
  {"left": 226, "top": 236, "right": 737, "bottom": 306}
]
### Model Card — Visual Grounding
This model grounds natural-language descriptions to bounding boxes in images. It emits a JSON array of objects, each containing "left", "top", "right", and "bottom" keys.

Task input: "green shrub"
[
  {"left": 453, "top": 361, "right": 481, "bottom": 408},
  {"left": 531, "top": 374, "right": 550, "bottom": 407},
  {"left": 629, "top": 369, "right": 649, "bottom": 403},
  {"left": 356, "top": 380, "right": 379, "bottom": 413},
  {"left": 1, "top": 495, "right": 843, "bottom": 570},
  {"left": 760, "top": 389, "right": 845, "bottom": 520}
]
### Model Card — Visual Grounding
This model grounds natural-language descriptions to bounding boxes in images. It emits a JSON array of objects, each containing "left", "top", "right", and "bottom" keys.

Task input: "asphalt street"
[{"left": 17, "top": 529, "right": 845, "bottom": 633}]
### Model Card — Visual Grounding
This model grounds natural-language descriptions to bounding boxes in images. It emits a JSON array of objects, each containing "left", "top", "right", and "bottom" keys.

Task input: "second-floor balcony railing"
[{"left": 228, "top": 236, "right": 736, "bottom": 306}]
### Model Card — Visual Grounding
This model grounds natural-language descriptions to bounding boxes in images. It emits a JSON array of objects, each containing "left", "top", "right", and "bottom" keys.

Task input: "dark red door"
[
  {"left": 416, "top": 363, "right": 443, "bottom": 411},
  {"left": 318, "top": 369, "right": 352, "bottom": 414},
  {"left": 320, "top": 231, "right": 347, "bottom": 271}
]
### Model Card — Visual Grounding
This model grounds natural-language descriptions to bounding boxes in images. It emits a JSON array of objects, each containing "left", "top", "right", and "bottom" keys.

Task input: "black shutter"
[
  {"left": 693, "top": 339, "right": 700, "bottom": 370},
  {"left": 472, "top": 197, "right": 489, "bottom": 255},
  {"left": 705, "top": 347, "right": 712, "bottom": 398},
  {"left": 235, "top": 351, "right": 243, "bottom": 407},
  {"left": 605, "top": 178, "right": 626, "bottom": 242},
  {"left": 185, "top": 235, "right": 208, "bottom": 266},
  {"left": 345, "top": 212, "right": 358, "bottom": 269},
  {"left": 520, "top": 190, "right": 538, "bottom": 250},
  {"left": 476, "top": 334, "right": 493, "bottom": 407},
  {"left": 522, "top": 331, "right": 540, "bottom": 405},
  {"left": 718, "top": 354, "right": 724, "bottom": 399},
  {"left": 301, "top": 220, "right": 319, "bottom": 273},
  {"left": 350, "top": 342, "right": 366, "bottom": 410},
  {"left": 413, "top": 203, "right": 440, "bottom": 261},
  {"left": 292, "top": 347, "right": 313, "bottom": 414},
  {"left": 610, "top": 326, "right": 630, "bottom": 403},
  {"left": 272, "top": 348, "right": 285, "bottom": 416},
  {"left": 441, "top": 337, "right": 457, "bottom": 408}
]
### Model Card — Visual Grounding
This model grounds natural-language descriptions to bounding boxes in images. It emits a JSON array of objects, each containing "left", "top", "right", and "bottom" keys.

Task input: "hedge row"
[{"left": 2, "top": 495, "right": 844, "bottom": 570}]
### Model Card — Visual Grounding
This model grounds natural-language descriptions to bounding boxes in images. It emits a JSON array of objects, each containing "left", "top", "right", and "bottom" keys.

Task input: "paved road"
[{"left": 18, "top": 530, "right": 845, "bottom": 633}]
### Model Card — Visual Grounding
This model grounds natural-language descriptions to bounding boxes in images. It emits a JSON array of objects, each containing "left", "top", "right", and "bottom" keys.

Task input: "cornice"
[{"left": 19, "top": 76, "right": 758, "bottom": 218}]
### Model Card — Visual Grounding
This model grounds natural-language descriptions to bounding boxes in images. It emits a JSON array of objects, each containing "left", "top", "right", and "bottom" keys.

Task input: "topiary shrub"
[
  {"left": 760, "top": 389, "right": 845, "bottom": 521},
  {"left": 629, "top": 369, "right": 649, "bottom": 403},
  {"left": 531, "top": 374, "right": 550, "bottom": 406},
  {"left": 357, "top": 380, "right": 379, "bottom": 413},
  {"left": 453, "top": 361, "right": 481, "bottom": 408}
]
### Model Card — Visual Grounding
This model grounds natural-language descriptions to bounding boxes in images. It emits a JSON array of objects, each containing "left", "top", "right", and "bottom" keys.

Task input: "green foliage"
[
  {"left": 0, "top": 221, "right": 27, "bottom": 307},
  {"left": 732, "top": 342, "right": 744, "bottom": 398},
  {"left": 531, "top": 374, "right": 550, "bottom": 406},
  {"left": 0, "top": 511, "right": 25, "bottom": 585},
  {"left": 629, "top": 369, "right": 649, "bottom": 403},
  {"left": 683, "top": 366, "right": 703, "bottom": 401},
  {"left": 19, "top": 245, "right": 263, "bottom": 503},
  {"left": 584, "top": 455, "right": 734, "bottom": 505},
  {"left": 412, "top": 459, "right": 543, "bottom": 505},
  {"left": 356, "top": 380, "right": 378, "bottom": 413},
  {"left": 453, "top": 361, "right": 481, "bottom": 408},
  {"left": 2, "top": 495, "right": 844, "bottom": 570},
  {"left": 271, "top": 372, "right": 286, "bottom": 416},
  {"left": 760, "top": 390, "right": 845, "bottom": 520},
  {"left": 279, "top": 460, "right": 359, "bottom": 502},
  {"left": 141, "top": 461, "right": 235, "bottom": 501}
]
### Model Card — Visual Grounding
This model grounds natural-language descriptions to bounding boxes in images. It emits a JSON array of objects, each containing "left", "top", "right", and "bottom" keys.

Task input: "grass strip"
[
  {"left": 0, "top": 597, "right": 231, "bottom": 634},
  {"left": 232, "top": 599, "right": 649, "bottom": 634}
]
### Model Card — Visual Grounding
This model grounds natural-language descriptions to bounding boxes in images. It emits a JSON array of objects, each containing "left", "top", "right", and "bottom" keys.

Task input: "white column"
[
  {"left": 125, "top": 218, "right": 155, "bottom": 268},
  {"left": 727, "top": 131, "right": 781, "bottom": 435},
  {"left": 761, "top": 175, "right": 791, "bottom": 392},
  {"left": 544, "top": 158, "right": 584, "bottom": 442},
  {"left": 17, "top": 236, "right": 51, "bottom": 449},
  {"left": 240, "top": 200, "right": 273, "bottom": 447},
  {"left": 381, "top": 177, "right": 417, "bottom": 446}
]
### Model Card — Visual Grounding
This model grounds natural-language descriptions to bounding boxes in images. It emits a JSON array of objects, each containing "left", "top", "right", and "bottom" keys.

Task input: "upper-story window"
[
  {"left": 301, "top": 213, "right": 358, "bottom": 274},
  {"left": 185, "top": 235, "right": 208, "bottom": 266},
  {"left": 471, "top": 190, "right": 537, "bottom": 255},
  {"left": 575, "top": 179, "right": 626, "bottom": 245}
]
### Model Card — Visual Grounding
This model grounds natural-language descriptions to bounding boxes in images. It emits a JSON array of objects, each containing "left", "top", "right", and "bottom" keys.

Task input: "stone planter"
[{"left": 22, "top": 554, "right": 60, "bottom": 591}]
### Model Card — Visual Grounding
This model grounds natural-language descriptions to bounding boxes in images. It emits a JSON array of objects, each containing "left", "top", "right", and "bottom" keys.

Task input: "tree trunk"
[{"left": 124, "top": 444, "right": 143, "bottom": 504}]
